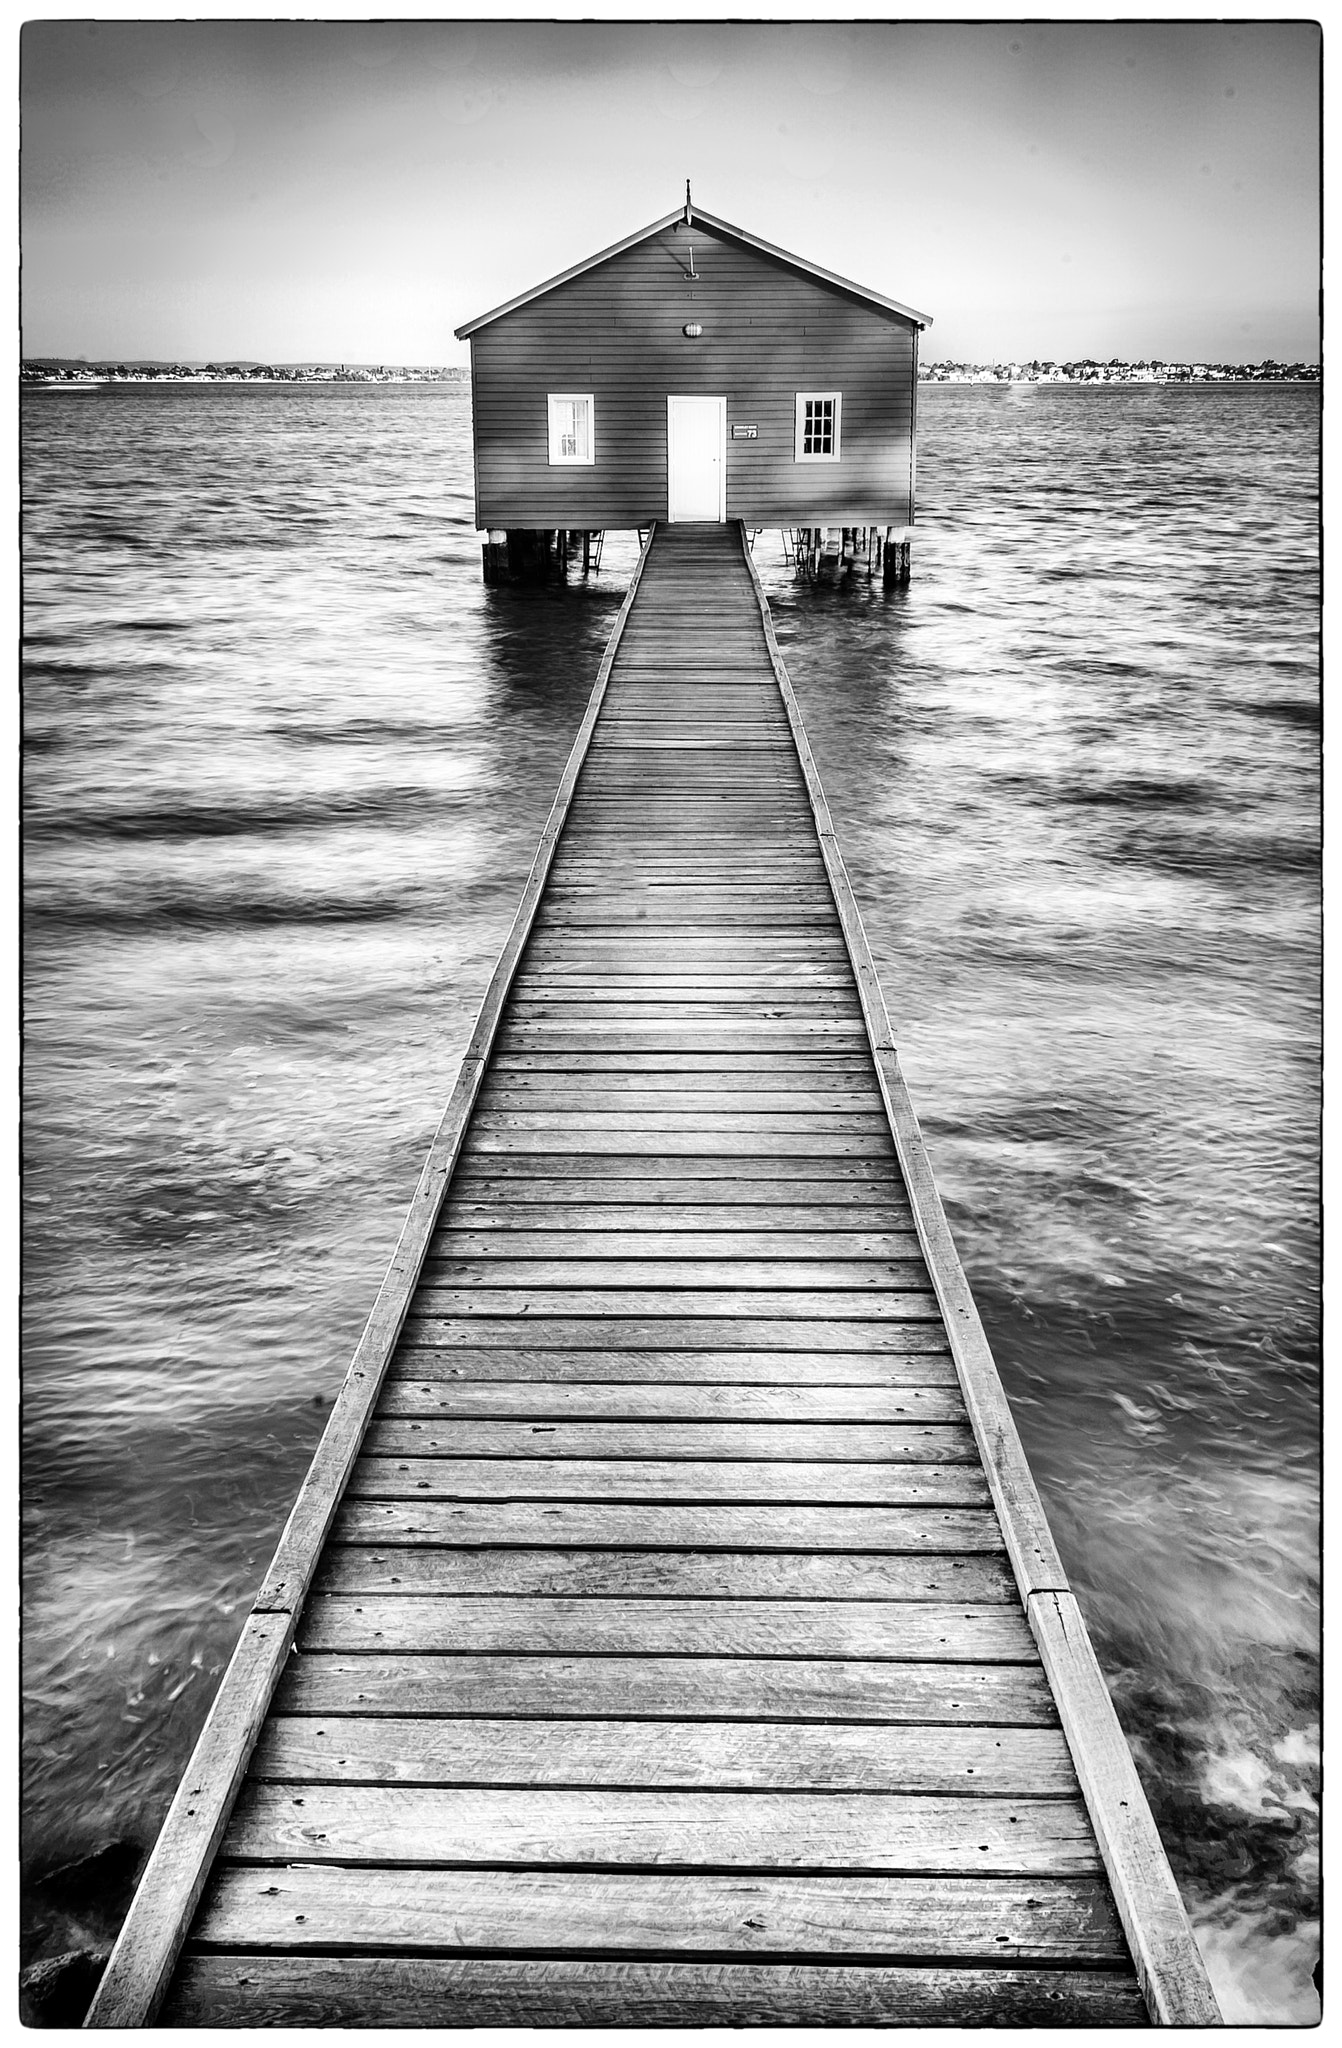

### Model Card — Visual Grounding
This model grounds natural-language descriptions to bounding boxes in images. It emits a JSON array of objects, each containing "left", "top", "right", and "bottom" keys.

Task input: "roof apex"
[{"left": 453, "top": 203, "right": 932, "bottom": 339}]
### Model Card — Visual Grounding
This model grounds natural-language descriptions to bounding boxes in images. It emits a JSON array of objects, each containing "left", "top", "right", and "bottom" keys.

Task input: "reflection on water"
[{"left": 22, "top": 382, "right": 1318, "bottom": 2020}]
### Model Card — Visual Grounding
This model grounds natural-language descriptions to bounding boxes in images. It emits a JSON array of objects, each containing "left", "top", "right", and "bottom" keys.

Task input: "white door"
[{"left": 667, "top": 396, "right": 726, "bottom": 522}]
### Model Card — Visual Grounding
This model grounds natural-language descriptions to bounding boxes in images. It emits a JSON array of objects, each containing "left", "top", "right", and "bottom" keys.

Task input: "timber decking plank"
[
  {"left": 298, "top": 1594, "right": 1035, "bottom": 1660},
  {"left": 363, "top": 1420, "right": 974, "bottom": 1461},
  {"left": 247, "top": 1717, "right": 1070, "bottom": 1793},
  {"left": 274, "top": 1653, "right": 1052, "bottom": 1723},
  {"left": 396, "top": 1318, "right": 954, "bottom": 1350},
  {"left": 188, "top": 1866, "right": 1123, "bottom": 1957},
  {"left": 414, "top": 1258, "right": 932, "bottom": 1289},
  {"left": 385, "top": 1348, "right": 957, "bottom": 1382},
  {"left": 162, "top": 1956, "right": 1150, "bottom": 2028},
  {"left": 436, "top": 1154, "right": 903, "bottom": 1181},
  {"left": 376, "top": 1383, "right": 965, "bottom": 1419},
  {"left": 345, "top": 1457, "right": 991, "bottom": 1506},
  {"left": 331, "top": 1503, "right": 1005, "bottom": 1552},
  {"left": 426, "top": 1229, "right": 922, "bottom": 1256},
  {"left": 446, "top": 1176, "right": 908, "bottom": 1201},
  {"left": 462, "top": 1054, "right": 883, "bottom": 1070},
  {"left": 311, "top": 1548, "right": 1013, "bottom": 1601},
  {"left": 221, "top": 1783, "right": 1104, "bottom": 1874},
  {"left": 400, "top": 1289, "right": 942, "bottom": 1319}
]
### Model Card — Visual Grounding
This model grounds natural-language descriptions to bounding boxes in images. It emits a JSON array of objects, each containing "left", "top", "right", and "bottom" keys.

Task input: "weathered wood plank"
[
  {"left": 433, "top": 1210, "right": 916, "bottom": 1236},
  {"left": 248, "top": 1716, "right": 1071, "bottom": 1794},
  {"left": 491, "top": 1028, "right": 875, "bottom": 1053},
  {"left": 406, "top": 1287, "right": 939, "bottom": 1320},
  {"left": 387, "top": 1345, "right": 954, "bottom": 1382},
  {"left": 484, "top": 1051, "right": 869, "bottom": 1071},
  {"left": 404, "top": 1295, "right": 941, "bottom": 1331},
  {"left": 346, "top": 1457, "right": 991, "bottom": 1507},
  {"left": 299, "top": 1594, "right": 1034, "bottom": 1660},
  {"left": 224, "top": 1782, "right": 1098, "bottom": 1874},
  {"left": 163, "top": 1956, "right": 1149, "bottom": 2028},
  {"left": 190, "top": 1865, "right": 1122, "bottom": 1957},
  {"left": 439, "top": 1184, "right": 913, "bottom": 1212},
  {"left": 377, "top": 1382, "right": 966, "bottom": 1421},
  {"left": 274, "top": 1652, "right": 1052, "bottom": 1723},
  {"left": 363, "top": 1419, "right": 975, "bottom": 1462},
  {"left": 332, "top": 1501, "right": 1005, "bottom": 1553},
  {"left": 428, "top": 1229, "right": 921, "bottom": 1258},
  {"left": 499, "top": 991, "right": 862, "bottom": 1008},
  {"left": 397, "top": 1322, "right": 950, "bottom": 1356},
  {"left": 443, "top": 1153, "right": 902, "bottom": 1180},
  {"left": 415, "top": 1257, "right": 930, "bottom": 1291},
  {"left": 466, "top": 1115, "right": 889, "bottom": 1139},
  {"left": 312, "top": 1548, "right": 1013, "bottom": 1602},
  {"left": 459, "top": 1152, "right": 885, "bottom": 1177},
  {"left": 461, "top": 1129, "right": 893, "bottom": 1156}
]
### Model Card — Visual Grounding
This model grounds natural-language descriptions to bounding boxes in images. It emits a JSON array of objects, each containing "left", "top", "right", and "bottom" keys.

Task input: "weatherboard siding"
[{"left": 468, "top": 222, "right": 917, "bottom": 529}]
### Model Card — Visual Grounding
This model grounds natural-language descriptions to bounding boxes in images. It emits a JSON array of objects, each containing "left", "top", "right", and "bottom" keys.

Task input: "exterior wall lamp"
[{"left": 683, "top": 323, "right": 703, "bottom": 338}]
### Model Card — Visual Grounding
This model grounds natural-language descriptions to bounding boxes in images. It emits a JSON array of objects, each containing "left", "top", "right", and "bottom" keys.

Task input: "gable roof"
[{"left": 454, "top": 202, "right": 932, "bottom": 339}]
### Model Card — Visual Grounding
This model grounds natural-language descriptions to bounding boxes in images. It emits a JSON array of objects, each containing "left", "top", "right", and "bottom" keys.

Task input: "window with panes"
[
  {"left": 547, "top": 394, "right": 594, "bottom": 465},
  {"left": 795, "top": 393, "right": 841, "bottom": 461}
]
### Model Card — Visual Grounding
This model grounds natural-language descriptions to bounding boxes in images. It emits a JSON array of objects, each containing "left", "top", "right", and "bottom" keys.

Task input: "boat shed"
[{"left": 455, "top": 195, "right": 931, "bottom": 580}]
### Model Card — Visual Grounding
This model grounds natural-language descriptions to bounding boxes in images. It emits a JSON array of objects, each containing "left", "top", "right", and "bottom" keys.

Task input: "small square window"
[
  {"left": 795, "top": 392, "right": 841, "bottom": 462},
  {"left": 548, "top": 393, "right": 594, "bottom": 465}
]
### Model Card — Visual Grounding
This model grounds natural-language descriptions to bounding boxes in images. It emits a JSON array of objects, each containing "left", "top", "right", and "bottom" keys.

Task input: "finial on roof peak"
[{"left": 685, "top": 179, "right": 693, "bottom": 224}]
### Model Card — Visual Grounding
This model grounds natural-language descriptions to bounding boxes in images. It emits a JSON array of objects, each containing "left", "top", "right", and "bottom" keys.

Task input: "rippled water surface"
[{"left": 22, "top": 380, "right": 1319, "bottom": 2020}]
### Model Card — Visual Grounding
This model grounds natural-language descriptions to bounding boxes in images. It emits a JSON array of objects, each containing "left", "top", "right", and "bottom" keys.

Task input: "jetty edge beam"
[
  {"left": 86, "top": 520, "right": 1219, "bottom": 2029},
  {"left": 80, "top": 530, "right": 658, "bottom": 2030},
  {"left": 739, "top": 534, "right": 1219, "bottom": 2026}
]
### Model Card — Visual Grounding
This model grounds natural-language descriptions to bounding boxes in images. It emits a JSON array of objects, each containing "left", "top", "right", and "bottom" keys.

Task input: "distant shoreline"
[
  {"left": 922, "top": 360, "right": 1318, "bottom": 385},
  {"left": 20, "top": 364, "right": 463, "bottom": 386},
  {"left": 20, "top": 359, "right": 1319, "bottom": 389}
]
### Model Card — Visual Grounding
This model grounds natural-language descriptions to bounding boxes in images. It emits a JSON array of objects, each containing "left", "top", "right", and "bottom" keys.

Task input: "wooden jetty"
[{"left": 87, "top": 524, "right": 1219, "bottom": 2029}]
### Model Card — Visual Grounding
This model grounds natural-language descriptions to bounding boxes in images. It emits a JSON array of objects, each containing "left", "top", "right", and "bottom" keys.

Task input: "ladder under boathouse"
[{"left": 87, "top": 525, "right": 1219, "bottom": 2029}]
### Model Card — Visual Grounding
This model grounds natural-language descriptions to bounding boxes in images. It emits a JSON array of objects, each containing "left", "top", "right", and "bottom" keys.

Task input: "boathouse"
[{"left": 456, "top": 193, "right": 930, "bottom": 584}]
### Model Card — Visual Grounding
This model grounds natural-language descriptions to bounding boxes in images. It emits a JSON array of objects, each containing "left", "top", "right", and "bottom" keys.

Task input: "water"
[{"left": 21, "top": 380, "right": 1319, "bottom": 2020}]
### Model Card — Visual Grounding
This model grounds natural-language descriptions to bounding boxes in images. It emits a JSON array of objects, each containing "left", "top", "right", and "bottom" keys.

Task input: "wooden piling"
[{"left": 884, "top": 527, "right": 912, "bottom": 588}]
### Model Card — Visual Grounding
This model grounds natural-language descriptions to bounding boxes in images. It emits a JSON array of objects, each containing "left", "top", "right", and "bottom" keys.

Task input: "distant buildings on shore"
[
  {"left": 920, "top": 358, "right": 1318, "bottom": 383},
  {"left": 20, "top": 361, "right": 464, "bottom": 385}
]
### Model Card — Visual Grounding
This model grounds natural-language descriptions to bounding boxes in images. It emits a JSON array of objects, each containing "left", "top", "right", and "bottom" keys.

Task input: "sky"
[{"left": 19, "top": 15, "right": 1322, "bottom": 365}]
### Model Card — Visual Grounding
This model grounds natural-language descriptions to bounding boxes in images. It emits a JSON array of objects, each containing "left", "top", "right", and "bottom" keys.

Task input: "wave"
[{"left": 25, "top": 786, "right": 454, "bottom": 842}]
